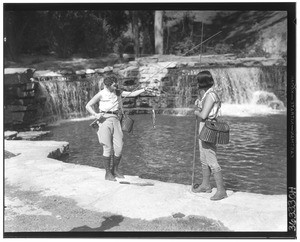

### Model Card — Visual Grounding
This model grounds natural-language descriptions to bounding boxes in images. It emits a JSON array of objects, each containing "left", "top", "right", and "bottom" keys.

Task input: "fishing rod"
[
  {"left": 139, "top": 30, "right": 223, "bottom": 98},
  {"left": 109, "top": 30, "right": 223, "bottom": 104},
  {"left": 90, "top": 30, "right": 222, "bottom": 127},
  {"left": 191, "top": 22, "right": 205, "bottom": 190},
  {"left": 134, "top": 30, "right": 223, "bottom": 85}
]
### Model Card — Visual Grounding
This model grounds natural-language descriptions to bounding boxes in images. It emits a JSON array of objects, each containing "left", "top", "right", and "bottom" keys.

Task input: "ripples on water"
[{"left": 43, "top": 114, "right": 287, "bottom": 195}]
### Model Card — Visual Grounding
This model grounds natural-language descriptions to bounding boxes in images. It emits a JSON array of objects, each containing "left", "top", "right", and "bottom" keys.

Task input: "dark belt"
[
  {"left": 200, "top": 118, "right": 216, "bottom": 123},
  {"left": 100, "top": 111, "right": 118, "bottom": 115}
]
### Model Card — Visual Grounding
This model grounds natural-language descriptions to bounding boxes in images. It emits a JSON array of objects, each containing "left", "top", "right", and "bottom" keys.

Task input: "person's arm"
[
  {"left": 121, "top": 88, "right": 146, "bottom": 98},
  {"left": 85, "top": 92, "right": 103, "bottom": 119},
  {"left": 194, "top": 94, "right": 214, "bottom": 121},
  {"left": 121, "top": 86, "right": 155, "bottom": 98}
]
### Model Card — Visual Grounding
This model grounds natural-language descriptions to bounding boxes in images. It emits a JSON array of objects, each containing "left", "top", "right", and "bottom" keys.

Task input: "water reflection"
[{"left": 43, "top": 114, "right": 287, "bottom": 195}]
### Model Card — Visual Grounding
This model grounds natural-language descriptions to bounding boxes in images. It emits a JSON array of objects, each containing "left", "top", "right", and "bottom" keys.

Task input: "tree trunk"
[
  {"left": 154, "top": 11, "right": 164, "bottom": 55},
  {"left": 4, "top": 12, "right": 18, "bottom": 61},
  {"left": 132, "top": 11, "right": 139, "bottom": 57}
]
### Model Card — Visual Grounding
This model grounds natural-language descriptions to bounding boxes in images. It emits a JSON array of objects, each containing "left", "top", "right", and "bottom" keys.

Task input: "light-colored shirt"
[
  {"left": 98, "top": 89, "right": 120, "bottom": 112},
  {"left": 200, "top": 87, "right": 221, "bottom": 120}
]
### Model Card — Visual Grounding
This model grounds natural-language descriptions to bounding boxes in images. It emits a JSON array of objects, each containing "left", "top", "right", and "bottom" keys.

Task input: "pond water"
[{"left": 42, "top": 113, "right": 287, "bottom": 195}]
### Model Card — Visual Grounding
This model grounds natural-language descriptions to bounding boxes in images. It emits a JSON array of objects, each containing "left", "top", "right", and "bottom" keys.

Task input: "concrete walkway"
[{"left": 4, "top": 140, "right": 287, "bottom": 232}]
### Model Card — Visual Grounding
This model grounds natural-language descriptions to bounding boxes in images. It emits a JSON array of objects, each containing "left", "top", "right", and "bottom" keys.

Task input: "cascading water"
[
  {"left": 212, "top": 67, "right": 262, "bottom": 104},
  {"left": 38, "top": 65, "right": 286, "bottom": 121},
  {"left": 211, "top": 67, "right": 286, "bottom": 116},
  {"left": 165, "top": 66, "right": 286, "bottom": 116},
  {"left": 38, "top": 75, "right": 103, "bottom": 121}
]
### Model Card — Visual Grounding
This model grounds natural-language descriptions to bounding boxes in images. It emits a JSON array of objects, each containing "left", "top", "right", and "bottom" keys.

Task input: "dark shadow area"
[
  {"left": 4, "top": 150, "right": 20, "bottom": 159},
  {"left": 70, "top": 215, "right": 125, "bottom": 232}
]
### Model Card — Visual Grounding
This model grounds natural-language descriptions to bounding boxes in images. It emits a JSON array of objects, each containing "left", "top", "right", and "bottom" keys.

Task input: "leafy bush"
[
  {"left": 170, "top": 37, "right": 196, "bottom": 55},
  {"left": 113, "top": 36, "right": 134, "bottom": 55},
  {"left": 214, "top": 43, "right": 233, "bottom": 54}
]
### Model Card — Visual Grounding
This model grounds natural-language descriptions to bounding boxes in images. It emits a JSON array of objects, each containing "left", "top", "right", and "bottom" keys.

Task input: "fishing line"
[
  {"left": 98, "top": 30, "right": 223, "bottom": 113},
  {"left": 127, "top": 30, "right": 222, "bottom": 99},
  {"left": 91, "top": 29, "right": 222, "bottom": 132}
]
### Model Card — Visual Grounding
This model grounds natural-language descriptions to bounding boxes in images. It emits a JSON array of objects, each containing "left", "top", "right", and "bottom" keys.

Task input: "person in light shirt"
[
  {"left": 86, "top": 75, "right": 150, "bottom": 181},
  {"left": 192, "top": 70, "right": 227, "bottom": 201}
]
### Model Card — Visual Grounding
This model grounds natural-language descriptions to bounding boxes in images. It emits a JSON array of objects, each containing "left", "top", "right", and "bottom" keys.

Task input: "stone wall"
[
  {"left": 4, "top": 68, "right": 42, "bottom": 130},
  {"left": 4, "top": 57, "right": 286, "bottom": 130}
]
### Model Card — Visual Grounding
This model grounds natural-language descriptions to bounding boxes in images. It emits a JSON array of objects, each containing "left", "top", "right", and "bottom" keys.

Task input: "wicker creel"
[{"left": 199, "top": 120, "right": 230, "bottom": 144}]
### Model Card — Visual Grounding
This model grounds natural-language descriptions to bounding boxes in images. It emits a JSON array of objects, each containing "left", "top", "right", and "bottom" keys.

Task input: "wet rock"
[
  {"left": 17, "top": 131, "right": 51, "bottom": 140},
  {"left": 165, "top": 62, "right": 177, "bottom": 69},
  {"left": 4, "top": 68, "right": 33, "bottom": 75},
  {"left": 120, "top": 66, "right": 139, "bottom": 78},
  {"left": 85, "top": 69, "right": 95, "bottom": 74},
  {"left": 4, "top": 68, "right": 35, "bottom": 85},
  {"left": 75, "top": 70, "right": 86, "bottom": 75},
  {"left": 4, "top": 131, "right": 18, "bottom": 140},
  {"left": 103, "top": 66, "right": 113, "bottom": 72},
  {"left": 59, "top": 69, "right": 74, "bottom": 75},
  {"left": 112, "top": 68, "right": 120, "bottom": 74},
  {"left": 187, "top": 62, "right": 196, "bottom": 67},
  {"left": 47, "top": 144, "right": 70, "bottom": 159},
  {"left": 95, "top": 68, "right": 105, "bottom": 73},
  {"left": 113, "top": 64, "right": 124, "bottom": 68},
  {"left": 29, "top": 123, "right": 47, "bottom": 131},
  {"left": 128, "top": 61, "right": 138, "bottom": 66},
  {"left": 34, "top": 70, "right": 62, "bottom": 77}
]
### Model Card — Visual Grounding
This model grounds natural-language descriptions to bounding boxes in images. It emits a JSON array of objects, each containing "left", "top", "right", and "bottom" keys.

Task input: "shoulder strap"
[
  {"left": 208, "top": 91, "right": 221, "bottom": 119},
  {"left": 208, "top": 91, "right": 219, "bottom": 102},
  {"left": 117, "top": 91, "right": 124, "bottom": 114}
]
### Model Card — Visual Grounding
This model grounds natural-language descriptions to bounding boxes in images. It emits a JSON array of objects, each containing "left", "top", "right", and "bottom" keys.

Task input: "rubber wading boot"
[
  {"left": 112, "top": 155, "right": 125, "bottom": 178},
  {"left": 192, "top": 166, "right": 212, "bottom": 193},
  {"left": 210, "top": 171, "right": 227, "bottom": 201},
  {"left": 103, "top": 156, "right": 116, "bottom": 181}
]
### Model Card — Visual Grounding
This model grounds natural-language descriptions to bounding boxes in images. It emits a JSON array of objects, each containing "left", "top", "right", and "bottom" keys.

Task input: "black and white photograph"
[{"left": 3, "top": 2, "right": 296, "bottom": 239}]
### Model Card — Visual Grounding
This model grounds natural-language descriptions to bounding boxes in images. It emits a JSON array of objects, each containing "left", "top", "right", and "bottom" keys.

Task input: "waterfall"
[
  {"left": 38, "top": 66, "right": 286, "bottom": 121},
  {"left": 164, "top": 66, "right": 286, "bottom": 116},
  {"left": 38, "top": 75, "right": 103, "bottom": 121},
  {"left": 210, "top": 67, "right": 286, "bottom": 116}
]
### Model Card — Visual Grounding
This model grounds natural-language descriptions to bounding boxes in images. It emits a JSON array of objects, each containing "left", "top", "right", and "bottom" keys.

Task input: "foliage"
[
  {"left": 77, "top": 11, "right": 109, "bottom": 57},
  {"left": 113, "top": 36, "right": 134, "bottom": 55},
  {"left": 169, "top": 37, "right": 195, "bottom": 55},
  {"left": 138, "top": 11, "right": 155, "bottom": 55},
  {"left": 4, "top": 11, "right": 44, "bottom": 60},
  {"left": 236, "top": 45, "right": 270, "bottom": 58},
  {"left": 205, "top": 43, "right": 234, "bottom": 55},
  {"left": 164, "top": 12, "right": 196, "bottom": 55},
  {"left": 102, "top": 11, "right": 129, "bottom": 40},
  {"left": 48, "top": 11, "right": 83, "bottom": 58},
  {"left": 4, "top": 10, "right": 130, "bottom": 59},
  {"left": 47, "top": 11, "right": 129, "bottom": 58},
  {"left": 3, "top": 9, "right": 287, "bottom": 61}
]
